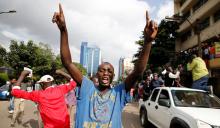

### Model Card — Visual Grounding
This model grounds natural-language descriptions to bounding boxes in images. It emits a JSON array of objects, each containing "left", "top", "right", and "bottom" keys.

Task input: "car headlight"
[
  {"left": 212, "top": 126, "right": 220, "bottom": 128},
  {"left": 197, "top": 120, "right": 212, "bottom": 128},
  {"left": 197, "top": 120, "right": 220, "bottom": 128}
]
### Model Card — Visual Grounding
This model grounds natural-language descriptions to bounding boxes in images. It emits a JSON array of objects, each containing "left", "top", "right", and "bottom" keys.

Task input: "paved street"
[{"left": 0, "top": 100, "right": 142, "bottom": 128}]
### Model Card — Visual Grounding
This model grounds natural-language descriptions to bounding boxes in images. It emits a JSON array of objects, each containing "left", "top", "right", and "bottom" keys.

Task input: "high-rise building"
[
  {"left": 118, "top": 57, "right": 134, "bottom": 80},
  {"left": 80, "top": 42, "right": 88, "bottom": 69},
  {"left": 80, "top": 42, "right": 101, "bottom": 77}
]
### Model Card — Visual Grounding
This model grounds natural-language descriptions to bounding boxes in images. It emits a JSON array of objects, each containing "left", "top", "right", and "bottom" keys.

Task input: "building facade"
[
  {"left": 118, "top": 57, "right": 134, "bottom": 80},
  {"left": 174, "top": 0, "right": 220, "bottom": 96},
  {"left": 174, "top": 0, "right": 220, "bottom": 53},
  {"left": 80, "top": 42, "right": 88, "bottom": 69},
  {"left": 80, "top": 42, "right": 101, "bottom": 77}
]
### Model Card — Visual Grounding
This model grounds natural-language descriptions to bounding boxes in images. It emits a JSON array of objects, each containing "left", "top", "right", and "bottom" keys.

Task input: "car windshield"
[{"left": 171, "top": 90, "right": 220, "bottom": 108}]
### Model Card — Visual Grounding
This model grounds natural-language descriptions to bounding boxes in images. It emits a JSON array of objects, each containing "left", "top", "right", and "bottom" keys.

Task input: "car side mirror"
[{"left": 158, "top": 99, "right": 170, "bottom": 108}]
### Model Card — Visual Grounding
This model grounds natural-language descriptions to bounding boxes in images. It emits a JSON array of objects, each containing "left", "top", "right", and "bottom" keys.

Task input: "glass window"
[
  {"left": 198, "top": 17, "right": 210, "bottom": 31},
  {"left": 159, "top": 90, "right": 170, "bottom": 100},
  {"left": 150, "top": 89, "right": 159, "bottom": 102},
  {"left": 214, "top": 9, "right": 220, "bottom": 22},
  {"left": 183, "top": 11, "right": 190, "bottom": 20},
  {"left": 180, "top": 0, "right": 187, "bottom": 6},
  {"left": 181, "top": 30, "right": 192, "bottom": 42},
  {"left": 171, "top": 90, "right": 220, "bottom": 108},
  {"left": 158, "top": 90, "right": 170, "bottom": 107},
  {"left": 193, "top": 0, "right": 208, "bottom": 12}
]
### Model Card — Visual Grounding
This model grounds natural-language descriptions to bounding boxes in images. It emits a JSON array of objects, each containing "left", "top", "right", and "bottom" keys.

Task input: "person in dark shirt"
[
  {"left": 150, "top": 73, "right": 164, "bottom": 90},
  {"left": 142, "top": 75, "right": 151, "bottom": 101}
]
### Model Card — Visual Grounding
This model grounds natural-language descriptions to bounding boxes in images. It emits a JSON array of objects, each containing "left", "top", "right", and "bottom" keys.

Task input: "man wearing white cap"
[{"left": 11, "top": 69, "right": 77, "bottom": 128}]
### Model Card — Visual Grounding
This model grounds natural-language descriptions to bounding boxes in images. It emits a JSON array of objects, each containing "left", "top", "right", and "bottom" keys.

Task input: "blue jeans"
[
  {"left": 9, "top": 96, "right": 14, "bottom": 111},
  {"left": 192, "top": 75, "right": 209, "bottom": 91}
]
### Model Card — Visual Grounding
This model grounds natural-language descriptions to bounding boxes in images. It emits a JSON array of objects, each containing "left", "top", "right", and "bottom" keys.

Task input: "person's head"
[
  {"left": 96, "top": 62, "right": 115, "bottom": 88},
  {"left": 38, "top": 75, "right": 54, "bottom": 90},
  {"left": 10, "top": 79, "right": 17, "bottom": 84},
  {"left": 177, "top": 64, "right": 183, "bottom": 72},
  {"left": 153, "top": 73, "right": 158, "bottom": 80},
  {"left": 166, "top": 66, "right": 173, "bottom": 73},
  {"left": 188, "top": 53, "right": 197, "bottom": 63},
  {"left": 144, "top": 75, "right": 151, "bottom": 85},
  {"left": 145, "top": 69, "right": 152, "bottom": 75}
]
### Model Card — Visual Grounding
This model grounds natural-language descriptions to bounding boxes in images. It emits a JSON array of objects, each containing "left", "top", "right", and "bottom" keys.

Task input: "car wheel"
[
  {"left": 140, "top": 108, "right": 149, "bottom": 127},
  {"left": 170, "top": 123, "right": 189, "bottom": 128},
  {"left": 170, "top": 124, "right": 183, "bottom": 128},
  {"left": 170, "top": 118, "right": 190, "bottom": 128}
]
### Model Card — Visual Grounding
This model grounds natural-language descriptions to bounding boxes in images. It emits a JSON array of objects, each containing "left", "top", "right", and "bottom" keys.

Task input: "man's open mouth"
[{"left": 102, "top": 78, "right": 109, "bottom": 84}]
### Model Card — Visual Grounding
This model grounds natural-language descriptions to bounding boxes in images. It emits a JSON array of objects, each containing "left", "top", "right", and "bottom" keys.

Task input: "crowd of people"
[
  {"left": 131, "top": 51, "right": 213, "bottom": 102},
  {"left": 131, "top": 64, "right": 183, "bottom": 101}
]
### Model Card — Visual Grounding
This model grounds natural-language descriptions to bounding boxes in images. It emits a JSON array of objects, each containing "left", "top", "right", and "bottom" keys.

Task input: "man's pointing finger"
[
  {"left": 59, "top": 3, "right": 63, "bottom": 14},
  {"left": 146, "top": 10, "right": 150, "bottom": 23}
]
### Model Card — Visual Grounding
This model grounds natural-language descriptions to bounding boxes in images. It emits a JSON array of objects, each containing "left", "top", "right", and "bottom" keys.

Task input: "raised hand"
[
  {"left": 15, "top": 70, "right": 31, "bottom": 87},
  {"left": 55, "top": 69, "right": 64, "bottom": 75},
  {"left": 52, "top": 3, "right": 66, "bottom": 31},
  {"left": 55, "top": 69, "right": 72, "bottom": 81},
  {"left": 144, "top": 11, "right": 158, "bottom": 42},
  {"left": 21, "top": 70, "right": 31, "bottom": 76}
]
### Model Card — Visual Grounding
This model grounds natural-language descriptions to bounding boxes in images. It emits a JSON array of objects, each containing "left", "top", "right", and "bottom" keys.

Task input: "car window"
[
  {"left": 158, "top": 90, "right": 170, "bottom": 106},
  {"left": 172, "top": 90, "right": 220, "bottom": 108},
  {"left": 150, "top": 89, "right": 159, "bottom": 102},
  {"left": 159, "top": 90, "right": 170, "bottom": 100}
]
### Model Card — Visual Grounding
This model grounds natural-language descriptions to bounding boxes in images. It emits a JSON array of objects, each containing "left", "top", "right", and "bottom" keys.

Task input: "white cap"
[{"left": 38, "top": 75, "right": 54, "bottom": 83}]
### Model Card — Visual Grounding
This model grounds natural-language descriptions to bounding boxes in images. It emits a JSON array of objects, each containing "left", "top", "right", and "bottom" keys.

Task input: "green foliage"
[
  {"left": 133, "top": 20, "right": 178, "bottom": 72},
  {"left": 0, "top": 72, "right": 9, "bottom": 85},
  {"left": 0, "top": 40, "right": 87, "bottom": 83},
  {"left": 132, "top": 39, "right": 144, "bottom": 64},
  {"left": 73, "top": 62, "right": 87, "bottom": 76},
  {"left": 53, "top": 62, "right": 86, "bottom": 84},
  {"left": 154, "top": 20, "right": 178, "bottom": 50},
  {"left": 149, "top": 47, "right": 170, "bottom": 68},
  {"left": 0, "top": 45, "right": 8, "bottom": 66},
  {"left": 3, "top": 40, "right": 60, "bottom": 80}
]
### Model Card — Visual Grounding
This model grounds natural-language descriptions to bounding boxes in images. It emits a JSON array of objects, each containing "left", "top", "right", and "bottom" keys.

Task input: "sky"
[{"left": 0, "top": 0, "right": 174, "bottom": 79}]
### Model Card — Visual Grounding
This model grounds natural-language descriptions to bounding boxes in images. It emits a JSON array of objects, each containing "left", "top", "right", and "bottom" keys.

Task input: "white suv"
[{"left": 139, "top": 87, "right": 220, "bottom": 128}]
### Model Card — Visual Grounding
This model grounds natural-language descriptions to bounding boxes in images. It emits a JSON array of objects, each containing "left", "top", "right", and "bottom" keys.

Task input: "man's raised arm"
[
  {"left": 125, "top": 11, "right": 158, "bottom": 92},
  {"left": 53, "top": 4, "right": 83, "bottom": 85},
  {"left": 15, "top": 70, "right": 30, "bottom": 87},
  {"left": 55, "top": 69, "right": 72, "bottom": 81}
]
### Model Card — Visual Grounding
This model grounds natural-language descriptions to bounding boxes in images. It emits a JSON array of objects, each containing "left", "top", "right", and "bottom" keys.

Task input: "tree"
[
  {"left": 73, "top": 62, "right": 87, "bottom": 76},
  {"left": 1, "top": 40, "right": 87, "bottom": 82},
  {"left": 7, "top": 40, "right": 57, "bottom": 79},
  {"left": 154, "top": 20, "right": 178, "bottom": 49},
  {"left": 0, "top": 45, "right": 8, "bottom": 66},
  {"left": 54, "top": 62, "right": 87, "bottom": 84},
  {"left": 133, "top": 20, "right": 178, "bottom": 72}
]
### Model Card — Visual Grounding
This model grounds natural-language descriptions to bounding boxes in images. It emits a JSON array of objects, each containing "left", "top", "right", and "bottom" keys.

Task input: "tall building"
[
  {"left": 174, "top": 0, "right": 220, "bottom": 95},
  {"left": 80, "top": 42, "right": 88, "bottom": 69},
  {"left": 80, "top": 42, "right": 101, "bottom": 77},
  {"left": 118, "top": 57, "right": 134, "bottom": 80}
]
